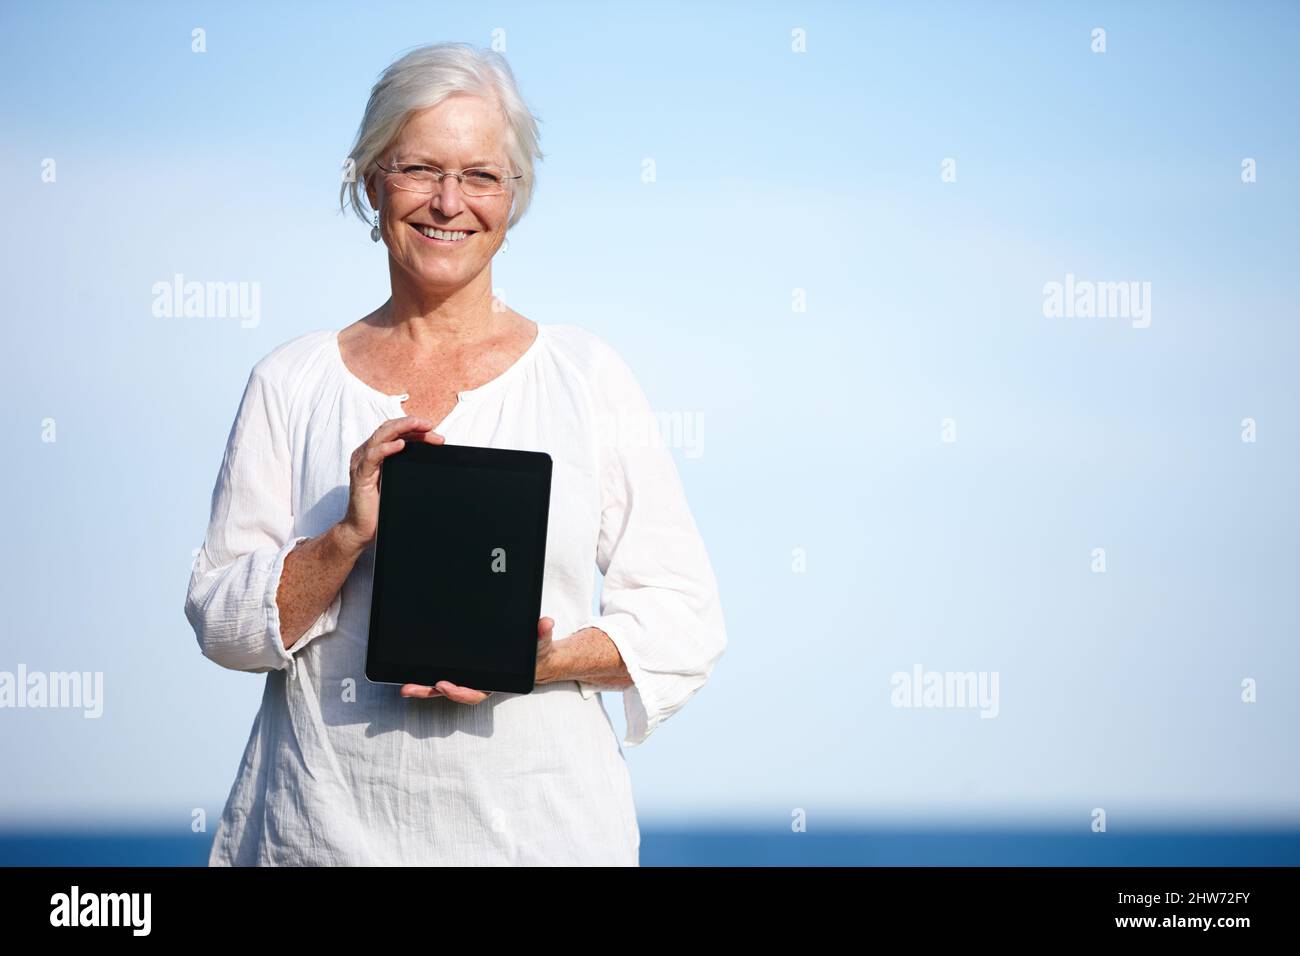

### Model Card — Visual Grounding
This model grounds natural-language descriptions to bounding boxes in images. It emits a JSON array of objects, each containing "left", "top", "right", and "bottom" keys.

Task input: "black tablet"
[{"left": 364, "top": 441, "right": 552, "bottom": 694}]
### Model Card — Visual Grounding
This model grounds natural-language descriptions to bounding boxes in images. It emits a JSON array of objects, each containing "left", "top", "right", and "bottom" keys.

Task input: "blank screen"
[{"left": 371, "top": 457, "right": 549, "bottom": 677}]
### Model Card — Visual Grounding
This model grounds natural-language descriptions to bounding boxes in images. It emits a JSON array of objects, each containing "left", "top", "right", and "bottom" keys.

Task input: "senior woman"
[{"left": 184, "top": 42, "right": 727, "bottom": 866}]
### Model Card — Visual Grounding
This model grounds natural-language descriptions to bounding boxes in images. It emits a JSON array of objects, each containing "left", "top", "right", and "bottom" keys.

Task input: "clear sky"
[{"left": 1, "top": 0, "right": 1297, "bottom": 831}]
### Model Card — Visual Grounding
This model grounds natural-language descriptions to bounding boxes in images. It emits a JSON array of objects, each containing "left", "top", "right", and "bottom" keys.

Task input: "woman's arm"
[
  {"left": 547, "top": 626, "right": 633, "bottom": 689},
  {"left": 276, "top": 415, "right": 446, "bottom": 649},
  {"left": 570, "top": 339, "right": 728, "bottom": 744},
  {"left": 275, "top": 523, "right": 368, "bottom": 650},
  {"left": 185, "top": 361, "right": 343, "bottom": 672}
]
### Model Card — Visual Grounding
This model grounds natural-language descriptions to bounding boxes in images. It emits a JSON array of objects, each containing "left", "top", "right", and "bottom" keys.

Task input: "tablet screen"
[{"left": 365, "top": 443, "right": 552, "bottom": 692}]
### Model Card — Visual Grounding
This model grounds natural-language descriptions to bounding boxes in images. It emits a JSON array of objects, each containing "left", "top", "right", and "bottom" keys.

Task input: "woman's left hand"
[{"left": 399, "top": 616, "right": 558, "bottom": 703}]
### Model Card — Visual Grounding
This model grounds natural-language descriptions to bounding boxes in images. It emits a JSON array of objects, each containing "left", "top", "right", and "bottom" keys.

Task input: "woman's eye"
[{"left": 468, "top": 170, "right": 500, "bottom": 182}]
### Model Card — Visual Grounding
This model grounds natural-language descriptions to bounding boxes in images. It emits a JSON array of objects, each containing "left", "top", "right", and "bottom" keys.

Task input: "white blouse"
[{"left": 184, "top": 322, "right": 727, "bottom": 865}]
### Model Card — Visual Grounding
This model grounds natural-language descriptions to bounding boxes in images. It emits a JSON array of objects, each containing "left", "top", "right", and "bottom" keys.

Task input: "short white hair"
[{"left": 340, "top": 42, "right": 544, "bottom": 231}]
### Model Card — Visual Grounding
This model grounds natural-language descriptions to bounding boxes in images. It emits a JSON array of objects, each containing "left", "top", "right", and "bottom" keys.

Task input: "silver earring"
[{"left": 370, "top": 212, "right": 381, "bottom": 243}]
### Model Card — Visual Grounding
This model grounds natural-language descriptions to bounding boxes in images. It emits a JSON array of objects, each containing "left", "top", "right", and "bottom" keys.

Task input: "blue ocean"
[{"left": 2, "top": 828, "right": 1297, "bottom": 866}]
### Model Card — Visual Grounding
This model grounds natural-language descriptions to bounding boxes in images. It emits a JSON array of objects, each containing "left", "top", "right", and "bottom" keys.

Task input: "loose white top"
[{"left": 184, "top": 322, "right": 727, "bottom": 865}]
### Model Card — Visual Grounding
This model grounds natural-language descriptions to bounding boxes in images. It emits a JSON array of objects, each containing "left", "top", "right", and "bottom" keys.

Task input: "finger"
[
  {"left": 538, "top": 616, "right": 554, "bottom": 642},
  {"left": 400, "top": 684, "right": 445, "bottom": 699},
  {"left": 436, "top": 681, "right": 491, "bottom": 704},
  {"left": 359, "top": 418, "right": 433, "bottom": 464},
  {"left": 356, "top": 438, "right": 407, "bottom": 480},
  {"left": 375, "top": 416, "right": 434, "bottom": 443}
]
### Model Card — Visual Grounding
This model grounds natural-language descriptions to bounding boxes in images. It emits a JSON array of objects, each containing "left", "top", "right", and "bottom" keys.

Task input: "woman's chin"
[{"left": 400, "top": 257, "right": 479, "bottom": 288}]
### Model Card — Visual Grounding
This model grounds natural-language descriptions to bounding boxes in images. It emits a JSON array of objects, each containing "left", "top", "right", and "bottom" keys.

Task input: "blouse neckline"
[{"left": 331, "top": 322, "right": 546, "bottom": 410}]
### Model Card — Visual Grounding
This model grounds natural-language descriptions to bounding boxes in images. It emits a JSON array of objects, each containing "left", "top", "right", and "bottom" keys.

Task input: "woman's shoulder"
[
  {"left": 540, "top": 322, "right": 636, "bottom": 381},
  {"left": 245, "top": 328, "right": 340, "bottom": 393},
  {"left": 540, "top": 322, "right": 652, "bottom": 420}
]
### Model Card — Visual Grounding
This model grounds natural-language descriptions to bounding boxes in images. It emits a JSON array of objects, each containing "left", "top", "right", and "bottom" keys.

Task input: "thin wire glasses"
[{"left": 374, "top": 158, "right": 522, "bottom": 197}]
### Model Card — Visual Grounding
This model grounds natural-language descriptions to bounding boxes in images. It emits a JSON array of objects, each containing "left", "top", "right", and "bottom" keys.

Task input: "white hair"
[{"left": 339, "top": 42, "right": 544, "bottom": 231}]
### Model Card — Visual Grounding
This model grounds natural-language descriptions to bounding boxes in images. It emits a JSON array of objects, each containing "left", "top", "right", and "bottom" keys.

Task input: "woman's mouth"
[{"left": 409, "top": 223, "right": 475, "bottom": 244}]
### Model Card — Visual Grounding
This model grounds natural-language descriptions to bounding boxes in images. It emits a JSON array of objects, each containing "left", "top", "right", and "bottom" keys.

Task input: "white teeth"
[{"left": 415, "top": 225, "right": 470, "bottom": 241}]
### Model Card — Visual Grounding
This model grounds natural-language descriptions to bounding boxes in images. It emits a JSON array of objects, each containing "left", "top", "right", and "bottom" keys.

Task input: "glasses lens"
[
  {"left": 460, "top": 168, "right": 506, "bottom": 196},
  {"left": 386, "top": 163, "right": 436, "bottom": 192}
]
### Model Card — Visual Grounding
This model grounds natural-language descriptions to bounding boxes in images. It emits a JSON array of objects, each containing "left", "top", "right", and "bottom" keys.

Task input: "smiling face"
[{"left": 365, "top": 94, "right": 516, "bottom": 295}]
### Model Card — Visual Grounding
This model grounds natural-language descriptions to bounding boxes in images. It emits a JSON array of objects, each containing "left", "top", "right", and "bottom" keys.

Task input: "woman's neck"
[{"left": 381, "top": 266, "right": 505, "bottom": 348}]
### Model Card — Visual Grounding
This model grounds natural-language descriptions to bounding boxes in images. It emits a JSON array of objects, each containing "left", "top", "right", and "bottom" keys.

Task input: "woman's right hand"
[{"left": 337, "top": 416, "right": 444, "bottom": 551}]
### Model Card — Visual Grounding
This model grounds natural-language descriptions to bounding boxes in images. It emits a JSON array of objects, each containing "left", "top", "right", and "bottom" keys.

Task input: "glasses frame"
[{"left": 373, "top": 158, "right": 523, "bottom": 196}]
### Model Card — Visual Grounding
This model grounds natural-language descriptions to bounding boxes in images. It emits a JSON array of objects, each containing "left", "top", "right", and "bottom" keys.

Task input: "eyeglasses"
[{"left": 374, "top": 158, "right": 522, "bottom": 197}]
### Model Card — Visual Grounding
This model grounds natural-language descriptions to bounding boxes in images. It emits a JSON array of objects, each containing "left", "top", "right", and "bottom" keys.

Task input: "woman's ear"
[{"left": 363, "top": 170, "right": 378, "bottom": 213}]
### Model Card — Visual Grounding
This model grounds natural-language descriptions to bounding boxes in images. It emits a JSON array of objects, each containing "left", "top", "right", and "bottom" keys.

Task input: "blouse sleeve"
[
  {"left": 575, "top": 342, "right": 727, "bottom": 747},
  {"left": 184, "top": 360, "right": 341, "bottom": 674}
]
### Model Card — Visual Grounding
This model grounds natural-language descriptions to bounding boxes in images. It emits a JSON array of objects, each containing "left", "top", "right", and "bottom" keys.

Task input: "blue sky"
[{"left": 1, "top": 0, "right": 1297, "bottom": 831}]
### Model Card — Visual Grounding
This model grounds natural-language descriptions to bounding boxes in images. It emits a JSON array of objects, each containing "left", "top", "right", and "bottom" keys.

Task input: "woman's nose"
[{"left": 431, "top": 175, "right": 467, "bottom": 214}]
